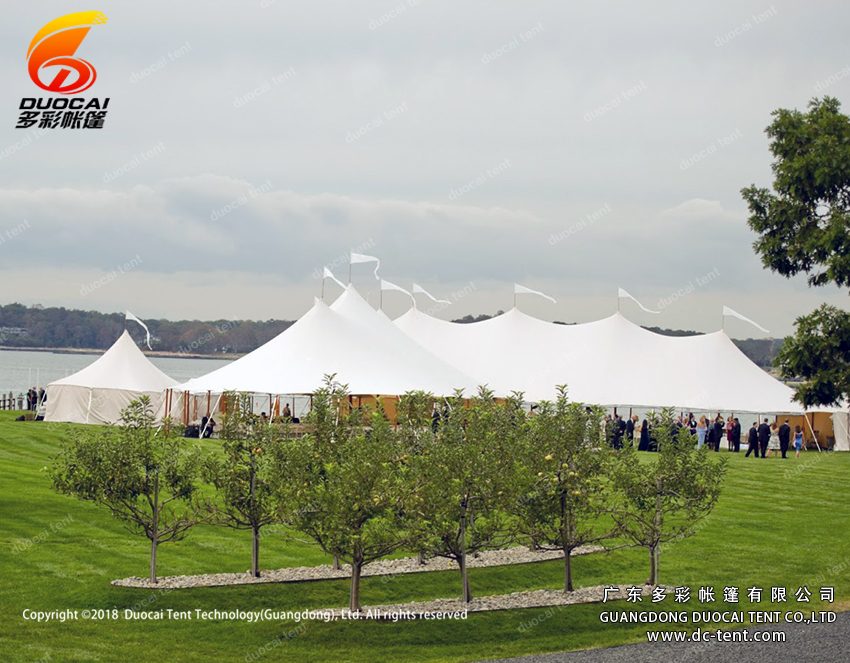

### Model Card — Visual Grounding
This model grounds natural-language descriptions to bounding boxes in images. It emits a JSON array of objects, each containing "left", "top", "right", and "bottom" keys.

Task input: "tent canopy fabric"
[
  {"left": 395, "top": 306, "right": 834, "bottom": 414},
  {"left": 44, "top": 330, "right": 178, "bottom": 425},
  {"left": 175, "top": 287, "right": 479, "bottom": 397}
]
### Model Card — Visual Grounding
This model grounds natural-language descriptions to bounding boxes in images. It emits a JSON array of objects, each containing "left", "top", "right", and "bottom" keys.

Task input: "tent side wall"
[{"left": 45, "top": 385, "right": 169, "bottom": 426}]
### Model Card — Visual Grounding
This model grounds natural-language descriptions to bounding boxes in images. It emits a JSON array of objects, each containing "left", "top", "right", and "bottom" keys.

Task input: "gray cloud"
[{"left": 0, "top": 0, "right": 847, "bottom": 334}]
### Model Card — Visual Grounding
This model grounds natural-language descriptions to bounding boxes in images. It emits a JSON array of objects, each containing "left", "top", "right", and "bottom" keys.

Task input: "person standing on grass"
[
  {"left": 696, "top": 415, "right": 708, "bottom": 449},
  {"left": 615, "top": 414, "right": 626, "bottom": 450},
  {"left": 795, "top": 425, "right": 804, "bottom": 458},
  {"left": 767, "top": 421, "right": 781, "bottom": 458},
  {"left": 778, "top": 418, "right": 791, "bottom": 459},
  {"left": 726, "top": 416, "right": 734, "bottom": 450},
  {"left": 757, "top": 418, "right": 771, "bottom": 458},
  {"left": 732, "top": 417, "right": 741, "bottom": 452},
  {"left": 625, "top": 414, "right": 636, "bottom": 444},
  {"left": 638, "top": 419, "right": 650, "bottom": 451},
  {"left": 746, "top": 422, "right": 759, "bottom": 457},
  {"left": 712, "top": 416, "right": 724, "bottom": 452},
  {"left": 687, "top": 413, "right": 697, "bottom": 437}
]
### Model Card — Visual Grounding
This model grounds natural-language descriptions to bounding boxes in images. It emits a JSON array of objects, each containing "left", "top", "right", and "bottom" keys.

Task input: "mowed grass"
[{"left": 1, "top": 411, "right": 849, "bottom": 663}]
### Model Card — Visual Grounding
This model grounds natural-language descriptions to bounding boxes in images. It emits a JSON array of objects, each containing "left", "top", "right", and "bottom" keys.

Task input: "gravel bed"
[
  {"left": 112, "top": 545, "right": 604, "bottom": 589},
  {"left": 324, "top": 585, "right": 673, "bottom": 618}
]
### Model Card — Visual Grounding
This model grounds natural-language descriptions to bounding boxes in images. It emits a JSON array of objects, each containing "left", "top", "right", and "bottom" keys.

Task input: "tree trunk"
[
  {"left": 561, "top": 486, "right": 574, "bottom": 592},
  {"left": 648, "top": 542, "right": 658, "bottom": 585},
  {"left": 150, "top": 537, "right": 158, "bottom": 584},
  {"left": 417, "top": 552, "right": 425, "bottom": 566},
  {"left": 460, "top": 504, "right": 472, "bottom": 602},
  {"left": 349, "top": 560, "right": 363, "bottom": 612},
  {"left": 150, "top": 473, "right": 159, "bottom": 584},
  {"left": 251, "top": 524, "right": 260, "bottom": 577},
  {"left": 649, "top": 480, "right": 662, "bottom": 585},
  {"left": 250, "top": 453, "right": 259, "bottom": 578},
  {"left": 333, "top": 555, "right": 342, "bottom": 571}
]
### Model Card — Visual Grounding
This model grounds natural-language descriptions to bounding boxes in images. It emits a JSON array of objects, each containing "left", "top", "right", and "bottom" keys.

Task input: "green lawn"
[{"left": 1, "top": 411, "right": 848, "bottom": 663}]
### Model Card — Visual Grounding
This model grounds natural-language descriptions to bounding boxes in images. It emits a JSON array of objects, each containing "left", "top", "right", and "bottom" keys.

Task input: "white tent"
[
  {"left": 44, "top": 330, "right": 178, "bottom": 425},
  {"left": 395, "top": 306, "right": 836, "bottom": 415},
  {"left": 174, "top": 289, "right": 479, "bottom": 398}
]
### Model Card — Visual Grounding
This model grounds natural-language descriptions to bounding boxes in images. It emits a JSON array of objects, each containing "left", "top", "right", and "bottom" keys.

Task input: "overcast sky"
[{"left": 1, "top": 0, "right": 847, "bottom": 337}]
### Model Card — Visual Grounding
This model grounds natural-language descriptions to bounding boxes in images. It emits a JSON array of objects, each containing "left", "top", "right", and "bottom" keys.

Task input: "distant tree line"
[{"left": 0, "top": 303, "right": 293, "bottom": 355}]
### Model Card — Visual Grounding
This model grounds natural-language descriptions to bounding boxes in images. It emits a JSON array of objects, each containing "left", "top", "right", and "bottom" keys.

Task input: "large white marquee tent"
[
  {"left": 44, "top": 330, "right": 178, "bottom": 425},
  {"left": 394, "top": 303, "right": 849, "bottom": 449},
  {"left": 173, "top": 286, "right": 479, "bottom": 399},
  {"left": 394, "top": 305, "right": 836, "bottom": 414}
]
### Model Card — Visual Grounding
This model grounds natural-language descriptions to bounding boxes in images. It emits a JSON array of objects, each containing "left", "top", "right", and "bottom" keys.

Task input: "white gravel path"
[{"left": 111, "top": 545, "right": 604, "bottom": 589}]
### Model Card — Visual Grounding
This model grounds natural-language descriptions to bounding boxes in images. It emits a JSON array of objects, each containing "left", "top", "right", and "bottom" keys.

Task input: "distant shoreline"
[{"left": 0, "top": 346, "right": 243, "bottom": 360}]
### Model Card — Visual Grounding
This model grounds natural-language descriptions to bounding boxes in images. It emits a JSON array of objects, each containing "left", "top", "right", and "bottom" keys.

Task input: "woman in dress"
[
  {"left": 795, "top": 425, "right": 804, "bottom": 458},
  {"left": 696, "top": 415, "right": 708, "bottom": 450},
  {"left": 639, "top": 419, "right": 650, "bottom": 451},
  {"left": 767, "top": 421, "right": 780, "bottom": 458},
  {"left": 726, "top": 416, "right": 734, "bottom": 451}
]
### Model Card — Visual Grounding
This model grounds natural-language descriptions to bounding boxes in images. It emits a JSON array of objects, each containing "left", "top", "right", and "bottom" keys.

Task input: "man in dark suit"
[
  {"left": 778, "top": 419, "right": 792, "bottom": 459},
  {"left": 625, "top": 415, "right": 636, "bottom": 445},
  {"left": 712, "top": 416, "right": 724, "bottom": 452},
  {"left": 757, "top": 418, "right": 771, "bottom": 458},
  {"left": 745, "top": 422, "right": 759, "bottom": 457},
  {"left": 731, "top": 417, "right": 742, "bottom": 452},
  {"left": 614, "top": 415, "right": 626, "bottom": 450}
]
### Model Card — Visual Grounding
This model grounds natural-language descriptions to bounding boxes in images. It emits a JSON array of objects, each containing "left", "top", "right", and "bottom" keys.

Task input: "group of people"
[
  {"left": 25, "top": 387, "right": 44, "bottom": 411},
  {"left": 261, "top": 403, "right": 300, "bottom": 424},
  {"left": 745, "top": 418, "right": 805, "bottom": 459},
  {"left": 604, "top": 413, "right": 661, "bottom": 451},
  {"left": 605, "top": 412, "right": 807, "bottom": 458}
]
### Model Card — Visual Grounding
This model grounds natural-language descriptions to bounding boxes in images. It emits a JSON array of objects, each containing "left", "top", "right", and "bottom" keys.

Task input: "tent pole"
[
  {"left": 804, "top": 413, "right": 820, "bottom": 452},
  {"left": 832, "top": 412, "right": 849, "bottom": 451},
  {"left": 206, "top": 391, "right": 211, "bottom": 417},
  {"left": 348, "top": 262, "right": 352, "bottom": 285},
  {"left": 321, "top": 276, "right": 325, "bottom": 301}
]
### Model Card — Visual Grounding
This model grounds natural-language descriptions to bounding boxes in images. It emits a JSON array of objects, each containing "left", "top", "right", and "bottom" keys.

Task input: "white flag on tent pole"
[
  {"left": 514, "top": 283, "right": 556, "bottom": 303},
  {"left": 350, "top": 252, "right": 381, "bottom": 279},
  {"left": 323, "top": 267, "right": 347, "bottom": 291},
  {"left": 618, "top": 287, "right": 660, "bottom": 314},
  {"left": 125, "top": 310, "right": 152, "bottom": 349},
  {"left": 412, "top": 283, "right": 450, "bottom": 305},
  {"left": 380, "top": 279, "right": 414, "bottom": 303},
  {"left": 722, "top": 306, "right": 770, "bottom": 334}
]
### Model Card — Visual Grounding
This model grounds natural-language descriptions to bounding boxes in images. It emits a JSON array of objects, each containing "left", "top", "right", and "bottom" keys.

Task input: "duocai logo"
[{"left": 27, "top": 11, "right": 108, "bottom": 94}]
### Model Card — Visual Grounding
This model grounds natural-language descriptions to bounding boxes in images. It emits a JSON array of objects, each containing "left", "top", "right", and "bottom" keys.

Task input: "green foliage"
[
  {"left": 513, "top": 389, "right": 614, "bottom": 592},
  {"left": 51, "top": 397, "right": 209, "bottom": 582},
  {"left": 742, "top": 96, "right": 850, "bottom": 288},
  {"left": 611, "top": 410, "right": 727, "bottom": 585},
  {"left": 272, "top": 377, "right": 415, "bottom": 611},
  {"left": 742, "top": 96, "right": 850, "bottom": 405},
  {"left": 406, "top": 388, "right": 523, "bottom": 601},
  {"left": 775, "top": 304, "right": 850, "bottom": 406},
  {"left": 203, "top": 392, "right": 281, "bottom": 576}
]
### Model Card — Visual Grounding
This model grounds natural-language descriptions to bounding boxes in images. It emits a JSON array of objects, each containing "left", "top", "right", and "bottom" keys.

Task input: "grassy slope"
[{"left": 1, "top": 411, "right": 848, "bottom": 663}]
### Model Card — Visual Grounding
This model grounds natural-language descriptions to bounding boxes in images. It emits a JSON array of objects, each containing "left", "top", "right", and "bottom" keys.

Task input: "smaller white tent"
[{"left": 45, "top": 330, "right": 178, "bottom": 425}]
